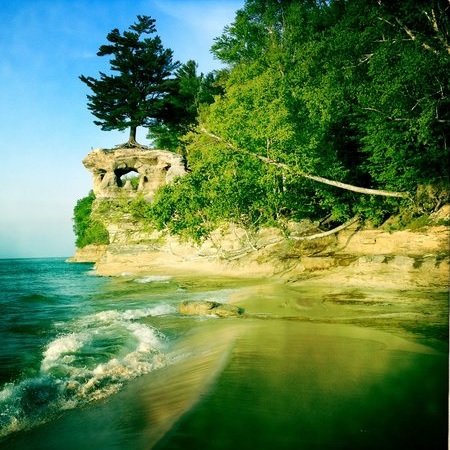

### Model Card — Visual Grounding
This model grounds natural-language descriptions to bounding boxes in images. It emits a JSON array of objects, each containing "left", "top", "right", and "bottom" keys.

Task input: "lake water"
[{"left": 0, "top": 258, "right": 447, "bottom": 449}]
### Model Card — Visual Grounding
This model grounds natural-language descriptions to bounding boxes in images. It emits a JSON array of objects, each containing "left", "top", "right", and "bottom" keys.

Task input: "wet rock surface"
[{"left": 179, "top": 301, "right": 244, "bottom": 317}]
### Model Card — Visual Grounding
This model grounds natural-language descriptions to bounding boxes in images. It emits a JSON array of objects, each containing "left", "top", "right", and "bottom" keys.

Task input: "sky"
[{"left": 0, "top": 0, "right": 243, "bottom": 258}]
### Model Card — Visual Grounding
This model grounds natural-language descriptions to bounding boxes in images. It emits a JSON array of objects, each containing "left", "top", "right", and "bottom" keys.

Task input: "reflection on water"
[{"left": 1, "top": 279, "right": 447, "bottom": 450}]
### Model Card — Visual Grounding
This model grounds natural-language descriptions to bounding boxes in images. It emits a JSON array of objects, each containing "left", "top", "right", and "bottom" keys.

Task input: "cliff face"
[
  {"left": 71, "top": 148, "right": 449, "bottom": 290},
  {"left": 71, "top": 206, "right": 449, "bottom": 290}
]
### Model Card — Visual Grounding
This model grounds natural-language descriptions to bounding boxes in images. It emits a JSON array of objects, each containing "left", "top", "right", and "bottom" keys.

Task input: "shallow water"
[
  {"left": 155, "top": 321, "right": 448, "bottom": 450},
  {"left": 0, "top": 259, "right": 448, "bottom": 449}
]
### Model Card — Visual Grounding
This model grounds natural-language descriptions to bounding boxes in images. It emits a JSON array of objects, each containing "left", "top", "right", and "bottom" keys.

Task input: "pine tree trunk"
[{"left": 127, "top": 126, "right": 138, "bottom": 146}]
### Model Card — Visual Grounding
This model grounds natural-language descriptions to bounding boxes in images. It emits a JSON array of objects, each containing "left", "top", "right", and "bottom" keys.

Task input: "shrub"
[{"left": 73, "top": 191, "right": 110, "bottom": 248}]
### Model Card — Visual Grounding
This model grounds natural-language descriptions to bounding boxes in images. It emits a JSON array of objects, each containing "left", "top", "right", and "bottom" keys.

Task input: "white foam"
[
  {"left": 134, "top": 275, "right": 172, "bottom": 283},
  {"left": 126, "top": 322, "right": 162, "bottom": 353},
  {"left": 121, "top": 304, "right": 175, "bottom": 320},
  {"left": 0, "top": 382, "right": 14, "bottom": 402},
  {"left": 92, "top": 310, "right": 122, "bottom": 322},
  {"left": 0, "top": 304, "right": 172, "bottom": 439},
  {"left": 41, "top": 333, "right": 89, "bottom": 372},
  {"left": 40, "top": 308, "right": 167, "bottom": 387},
  {"left": 89, "top": 305, "right": 174, "bottom": 323}
]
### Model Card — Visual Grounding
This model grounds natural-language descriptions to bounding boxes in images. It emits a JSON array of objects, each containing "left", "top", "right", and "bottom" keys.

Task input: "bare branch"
[
  {"left": 359, "top": 53, "right": 374, "bottom": 64},
  {"left": 379, "top": 12, "right": 448, "bottom": 55},
  {"left": 361, "top": 107, "right": 410, "bottom": 121},
  {"left": 423, "top": 7, "right": 450, "bottom": 55},
  {"left": 290, "top": 215, "right": 360, "bottom": 241},
  {"left": 378, "top": 16, "right": 396, "bottom": 28},
  {"left": 394, "top": 17, "right": 440, "bottom": 55}
]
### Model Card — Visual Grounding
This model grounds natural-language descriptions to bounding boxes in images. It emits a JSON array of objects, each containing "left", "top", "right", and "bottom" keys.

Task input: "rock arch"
[{"left": 83, "top": 147, "right": 186, "bottom": 201}]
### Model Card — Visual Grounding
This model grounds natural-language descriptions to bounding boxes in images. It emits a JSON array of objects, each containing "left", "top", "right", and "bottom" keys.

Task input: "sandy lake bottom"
[{"left": 1, "top": 274, "right": 448, "bottom": 450}]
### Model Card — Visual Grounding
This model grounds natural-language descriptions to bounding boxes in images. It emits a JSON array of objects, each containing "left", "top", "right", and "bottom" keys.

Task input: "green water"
[
  {"left": 0, "top": 260, "right": 448, "bottom": 449},
  {"left": 155, "top": 320, "right": 448, "bottom": 450}
]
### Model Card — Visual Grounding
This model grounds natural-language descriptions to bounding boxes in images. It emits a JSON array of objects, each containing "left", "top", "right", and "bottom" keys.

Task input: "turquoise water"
[{"left": 0, "top": 258, "right": 447, "bottom": 449}]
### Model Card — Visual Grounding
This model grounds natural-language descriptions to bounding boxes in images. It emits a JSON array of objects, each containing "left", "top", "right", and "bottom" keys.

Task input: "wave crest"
[{"left": 0, "top": 305, "right": 173, "bottom": 438}]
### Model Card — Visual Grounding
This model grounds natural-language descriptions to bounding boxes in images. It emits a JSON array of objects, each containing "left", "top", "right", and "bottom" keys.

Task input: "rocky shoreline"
[
  {"left": 71, "top": 146, "right": 449, "bottom": 291},
  {"left": 68, "top": 209, "right": 449, "bottom": 352},
  {"left": 69, "top": 221, "right": 449, "bottom": 292}
]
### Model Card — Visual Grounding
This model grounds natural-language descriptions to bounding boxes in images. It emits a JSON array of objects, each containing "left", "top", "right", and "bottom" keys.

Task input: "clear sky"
[{"left": 0, "top": 0, "right": 243, "bottom": 258}]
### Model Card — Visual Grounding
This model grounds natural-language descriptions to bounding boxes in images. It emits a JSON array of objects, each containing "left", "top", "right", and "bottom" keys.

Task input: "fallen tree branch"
[
  {"left": 290, "top": 215, "right": 360, "bottom": 241},
  {"left": 200, "top": 127, "right": 409, "bottom": 199},
  {"left": 257, "top": 153, "right": 409, "bottom": 198},
  {"left": 208, "top": 216, "right": 360, "bottom": 260}
]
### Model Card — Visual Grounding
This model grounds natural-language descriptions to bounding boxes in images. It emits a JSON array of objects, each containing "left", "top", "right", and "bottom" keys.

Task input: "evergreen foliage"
[
  {"left": 147, "top": 60, "right": 223, "bottom": 152},
  {"left": 76, "top": 2, "right": 450, "bottom": 246},
  {"left": 79, "top": 15, "right": 179, "bottom": 147}
]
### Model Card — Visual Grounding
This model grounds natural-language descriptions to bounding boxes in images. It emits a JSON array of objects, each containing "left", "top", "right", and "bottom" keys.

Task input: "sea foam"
[
  {"left": 0, "top": 305, "right": 172, "bottom": 438},
  {"left": 134, "top": 275, "right": 172, "bottom": 283}
]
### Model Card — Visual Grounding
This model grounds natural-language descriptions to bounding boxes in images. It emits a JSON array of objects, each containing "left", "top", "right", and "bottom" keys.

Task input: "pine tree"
[
  {"left": 80, "top": 15, "right": 179, "bottom": 148},
  {"left": 148, "top": 60, "right": 223, "bottom": 151}
]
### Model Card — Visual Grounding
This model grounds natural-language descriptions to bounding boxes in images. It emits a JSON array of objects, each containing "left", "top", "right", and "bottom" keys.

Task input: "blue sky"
[{"left": 0, "top": 0, "right": 243, "bottom": 258}]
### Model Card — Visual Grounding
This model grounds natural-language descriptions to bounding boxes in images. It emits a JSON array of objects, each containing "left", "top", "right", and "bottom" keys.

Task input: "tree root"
[{"left": 114, "top": 141, "right": 149, "bottom": 149}]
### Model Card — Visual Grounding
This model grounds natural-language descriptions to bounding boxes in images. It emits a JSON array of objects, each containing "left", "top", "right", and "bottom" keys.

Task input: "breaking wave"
[
  {"left": 0, "top": 304, "right": 175, "bottom": 438},
  {"left": 133, "top": 275, "right": 173, "bottom": 283}
]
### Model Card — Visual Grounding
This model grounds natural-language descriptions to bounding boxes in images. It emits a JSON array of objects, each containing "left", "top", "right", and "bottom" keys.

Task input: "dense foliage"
[
  {"left": 147, "top": 60, "right": 224, "bottom": 152},
  {"left": 147, "top": 0, "right": 449, "bottom": 239},
  {"left": 79, "top": 15, "right": 178, "bottom": 147},
  {"left": 73, "top": 192, "right": 109, "bottom": 248},
  {"left": 76, "top": 1, "right": 450, "bottom": 245}
]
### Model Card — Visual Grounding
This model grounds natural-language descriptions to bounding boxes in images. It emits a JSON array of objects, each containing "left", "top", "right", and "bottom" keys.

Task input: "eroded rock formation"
[{"left": 83, "top": 147, "right": 186, "bottom": 200}]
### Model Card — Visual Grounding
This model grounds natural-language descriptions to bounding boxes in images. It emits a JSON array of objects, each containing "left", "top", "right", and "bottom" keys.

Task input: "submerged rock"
[{"left": 179, "top": 301, "right": 244, "bottom": 317}]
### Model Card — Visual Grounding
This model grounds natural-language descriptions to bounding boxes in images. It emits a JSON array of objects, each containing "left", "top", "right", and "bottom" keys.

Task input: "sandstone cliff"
[
  {"left": 83, "top": 147, "right": 185, "bottom": 201},
  {"left": 70, "top": 147, "right": 449, "bottom": 290},
  {"left": 71, "top": 206, "right": 449, "bottom": 290}
]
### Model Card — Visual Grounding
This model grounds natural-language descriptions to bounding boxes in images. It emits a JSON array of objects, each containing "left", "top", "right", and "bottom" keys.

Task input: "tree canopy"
[
  {"left": 80, "top": 15, "right": 179, "bottom": 147},
  {"left": 147, "top": 60, "right": 223, "bottom": 152},
  {"left": 146, "top": 0, "right": 449, "bottom": 240},
  {"left": 77, "top": 2, "right": 450, "bottom": 245}
]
